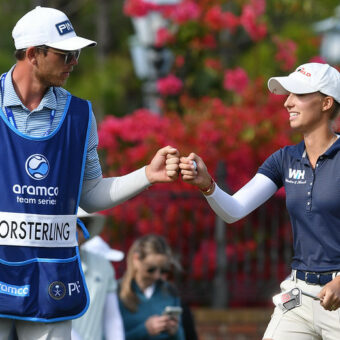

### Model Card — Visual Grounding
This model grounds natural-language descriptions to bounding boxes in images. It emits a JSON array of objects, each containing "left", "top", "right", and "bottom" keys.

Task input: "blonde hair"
[{"left": 119, "top": 234, "right": 174, "bottom": 312}]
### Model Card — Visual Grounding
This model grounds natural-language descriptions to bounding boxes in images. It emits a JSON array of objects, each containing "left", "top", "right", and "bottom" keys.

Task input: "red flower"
[
  {"left": 204, "top": 6, "right": 239, "bottom": 32},
  {"left": 201, "top": 34, "right": 217, "bottom": 49},
  {"left": 123, "top": 0, "right": 156, "bottom": 17},
  {"left": 250, "top": 0, "right": 266, "bottom": 16},
  {"left": 309, "top": 56, "right": 327, "bottom": 64},
  {"left": 204, "top": 5, "right": 225, "bottom": 31},
  {"left": 273, "top": 36, "right": 297, "bottom": 71},
  {"left": 190, "top": 34, "right": 217, "bottom": 50},
  {"left": 157, "top": 74, "right": 183, "bottom": 96},
  {"left": 223, "top": 67, "right": 249, "bottom": 94},
  {"left": 222, "top": 11, "right": 240, "bottom": 32},
  {"left": 155, "top": 27, "right": 175, "bottom": 47},
  {"left": 240, "top": 3, "right": 267, "bottom": 41},
  {"left": 175, "top": 55, "right": 185, "bottom": 68},
  {"left": 163, "top": 0, "right": 201, "bottom": 24},
  {"left": 204, "top": 58, "right": 223, "bottom": 72},
  {"left": 192, "top": 240, "right": 217, "bottom": 279}
]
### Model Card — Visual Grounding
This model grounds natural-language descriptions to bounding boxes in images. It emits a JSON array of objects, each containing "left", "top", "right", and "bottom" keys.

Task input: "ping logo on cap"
[
  {"left": 56, "top": 20, "right": 74, "bottom": 35},
  {"left": 296, "top": 67, "right": 311, "bottom": 77}
]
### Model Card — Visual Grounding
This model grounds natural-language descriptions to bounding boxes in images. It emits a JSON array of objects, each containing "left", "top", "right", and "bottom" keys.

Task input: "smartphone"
[{"left": 163, "top": 306, "right": 182, "bottom": 318}]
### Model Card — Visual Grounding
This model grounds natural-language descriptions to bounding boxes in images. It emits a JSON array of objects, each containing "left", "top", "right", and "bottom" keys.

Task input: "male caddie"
[{"left": 0, "top": 6, "right": 179, "bottom": 339}]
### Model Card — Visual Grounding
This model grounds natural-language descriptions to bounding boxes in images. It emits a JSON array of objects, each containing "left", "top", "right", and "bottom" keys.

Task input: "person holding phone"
[
  {"left": 118, "top": 234, "right": 185, "bottom": 340},
  {"left": 160, "top": 269, "right": 198, "bottom": 340}
]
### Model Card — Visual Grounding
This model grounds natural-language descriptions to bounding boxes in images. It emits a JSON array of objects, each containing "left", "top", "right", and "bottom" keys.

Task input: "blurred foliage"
[
  {"left": 0, "top": 0, "right": 339, "bottom": 119},
  {"left": 0, "top": 0, "right": 141, "bottom": 118},
  {"left": 96, "top": 0, "right": 340, "bottom": 306}
]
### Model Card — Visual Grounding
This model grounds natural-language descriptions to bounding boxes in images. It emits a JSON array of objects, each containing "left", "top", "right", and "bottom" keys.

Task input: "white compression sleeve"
[
  {"left": 205, "top": 173, "right": 278, "bottom": 223},
  {"left": 79, "top": 167, "right": 151, "bottom": 213}
]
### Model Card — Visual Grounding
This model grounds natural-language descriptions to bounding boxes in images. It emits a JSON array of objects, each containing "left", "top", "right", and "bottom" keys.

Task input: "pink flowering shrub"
[
  {"left": 204, "top": 58, "right": 223, "bottom": 72},
  {"left": 155, "top": 27, "right": 175, "bottom": 47},
  {"left": 123, "top": 0, "right": 156, "bottom": 17},
  {"left": 100, "top": 0, "right": 329, "bottom": 306},
  {"left": 309, "top": 56, "right": 327, "bottom": 64},
  {"left": 203, "top": 6, "right": 239, "bottom": 31},
  {"left": 99, "top": 82, "right": 291, "bottom": 202},
  {"left": 156, "top": 74, "right": 183, "bottom": 96},
  {"left": 175, "top": 55, "right": 185, "bottom": 68},
  {"left": 240, "top": 0, "right": 267, "bottom": 41},
  {"left": 190, "top": 34, "right": 217, "bottom": 50},
  {"left": 161, "top": 0, "right": 201, "bottom": 24},
  {"left": 273, "top": 36, "right": 298, "bottom": 71},
  {"left": 223, "top": 67, "right": 249, "bottom": 95}
]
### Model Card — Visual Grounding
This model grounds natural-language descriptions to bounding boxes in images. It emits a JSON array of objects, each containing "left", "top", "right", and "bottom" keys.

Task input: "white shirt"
[{"left": 72, "top": 249, "right": 125, "bottom": 340}]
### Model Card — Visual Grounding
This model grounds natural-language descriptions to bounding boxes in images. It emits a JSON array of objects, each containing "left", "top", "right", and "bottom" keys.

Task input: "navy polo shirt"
[{"left": 258, "top": 136, "right": 340, "bottom": 272}]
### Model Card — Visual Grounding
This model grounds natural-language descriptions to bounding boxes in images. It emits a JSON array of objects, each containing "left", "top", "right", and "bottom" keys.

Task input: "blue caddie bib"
[{"left": 0, "top": 93, "right": 91, "bottom": 322}]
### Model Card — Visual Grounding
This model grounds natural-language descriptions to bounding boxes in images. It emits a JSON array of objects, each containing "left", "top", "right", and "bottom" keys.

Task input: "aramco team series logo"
[{"left": 25, "top": 154, "right": 50, "bottom": 180}]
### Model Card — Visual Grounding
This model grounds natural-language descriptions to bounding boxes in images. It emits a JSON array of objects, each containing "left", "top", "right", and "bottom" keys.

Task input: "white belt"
[{"left": 0, "top": 211, "right": 77, "bottom": 247}]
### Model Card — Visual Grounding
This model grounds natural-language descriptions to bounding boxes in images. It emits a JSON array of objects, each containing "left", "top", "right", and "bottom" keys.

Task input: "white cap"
[
  {"left": 12, "top": 6, "right": 97, "bottom": 51},
  {"left": 81, "top": 236, "right": 125, "bottom": 262},
  {"left": 268, "top": 63, "right": 340, "bottom": 104}
]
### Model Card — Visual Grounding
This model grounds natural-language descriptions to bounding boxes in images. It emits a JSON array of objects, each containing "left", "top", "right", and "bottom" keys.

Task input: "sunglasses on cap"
[
  {"left": 37, "top": 46, "right": 81, "bottom": 65},
  {"left": 146, "top": 266, "right": 171, "bottom": 274}
]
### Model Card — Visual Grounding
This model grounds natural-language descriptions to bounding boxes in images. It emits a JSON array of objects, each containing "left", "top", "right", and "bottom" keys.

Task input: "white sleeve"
[
  {"left": 205, "top": 173, "right": 278, "bottom": 223},
  {"left": 104, "top": 292, "right": 125, "bottom": 340},
  {"left": 80, "top": 167, "right": 151, "bottom": 213}
]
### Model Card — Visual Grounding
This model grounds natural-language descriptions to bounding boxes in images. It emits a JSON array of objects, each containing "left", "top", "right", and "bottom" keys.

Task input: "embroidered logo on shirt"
[
  {"left": 48, "top": 281, "right": 66, "bottom": 300},
  {"left": 25, "top": 154, "right": 49, "bottom": 180},
  {"left": 285, "top": 168, "right": 306, "bottom": 185},
  {"left": 288, "top": 168, "right": 305, "bottom": 180}
]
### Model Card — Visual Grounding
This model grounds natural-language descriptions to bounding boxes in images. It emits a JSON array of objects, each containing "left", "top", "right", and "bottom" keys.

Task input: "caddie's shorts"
[{"left": 0, "top": 319, "right": 71, "bottom": 340}]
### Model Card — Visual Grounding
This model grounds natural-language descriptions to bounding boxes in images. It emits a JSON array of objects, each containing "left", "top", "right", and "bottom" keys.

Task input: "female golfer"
[{"left": 180, "top": 62, "right": 340, "bottom": 340}]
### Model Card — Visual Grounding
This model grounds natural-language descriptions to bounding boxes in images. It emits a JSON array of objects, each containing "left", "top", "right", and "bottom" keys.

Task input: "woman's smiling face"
[{"left": 284, "top": 92, "right": 329, "bottom": 132}]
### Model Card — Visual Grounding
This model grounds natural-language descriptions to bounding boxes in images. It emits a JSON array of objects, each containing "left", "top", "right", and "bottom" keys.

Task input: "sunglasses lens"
[
  {"left": 147, "top": 267, "right": 156, "bottom": 274},
  {"left": 65, "top": 50, "right": 80, "bottom": 64},
  {"left": 146, "top": 266, "right": 170, "bottom": 274}
]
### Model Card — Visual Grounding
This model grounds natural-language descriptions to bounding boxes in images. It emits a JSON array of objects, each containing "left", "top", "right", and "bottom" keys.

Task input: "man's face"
[{"left": 33, "top": 47, "right": 79, "bottom": 87}]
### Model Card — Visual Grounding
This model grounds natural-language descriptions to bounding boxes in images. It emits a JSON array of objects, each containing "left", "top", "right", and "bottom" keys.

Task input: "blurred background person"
[
  {"left": 118, "top": 234, "right": 185, "bottom": 340},
  {"left": 72, "top": 209, "right": 125, "bottom": 340},
  {"left": 160, "top": 262, "right": 198, "bottom": 340}
]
